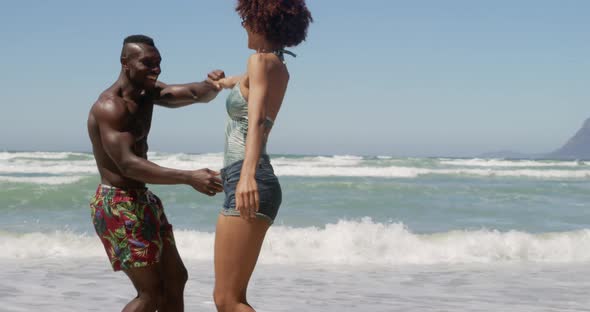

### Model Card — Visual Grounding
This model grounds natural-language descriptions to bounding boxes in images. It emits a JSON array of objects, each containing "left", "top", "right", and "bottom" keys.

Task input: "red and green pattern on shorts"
[{"left": 90, "top": 185, "right": 175, "bottom": 271}]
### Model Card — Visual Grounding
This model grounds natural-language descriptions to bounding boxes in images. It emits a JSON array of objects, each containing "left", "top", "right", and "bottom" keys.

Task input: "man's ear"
[{"left": 120, "top": 56, "right": 129, "bottom": 70}]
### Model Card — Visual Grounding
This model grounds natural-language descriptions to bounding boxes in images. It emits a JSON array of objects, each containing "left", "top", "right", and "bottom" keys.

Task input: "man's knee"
[
  {"left": 138, "top": 282, "right": 165, "bottom": 310},
  {"left": 161, "top": 265, "right": 188, "bottom": 309},
  {"left": 178, "top": 265, "right": 188, "bottom": 285},
  {"left": 167, "top": 265, "right": 188, "bottom": 292}
]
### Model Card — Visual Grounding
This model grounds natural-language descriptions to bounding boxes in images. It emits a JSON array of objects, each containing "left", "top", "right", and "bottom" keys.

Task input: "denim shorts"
[{"left": 220, "top": 155, "right": 282, "bottom": 225}]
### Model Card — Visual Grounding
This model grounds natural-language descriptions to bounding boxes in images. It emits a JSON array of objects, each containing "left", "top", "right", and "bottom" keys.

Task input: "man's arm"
[
  {"left": 154, "top": 70, "right": 225, "bottom": 108},
  {"left": 95, "top": 99, "right": 223, "bottom": 194}
]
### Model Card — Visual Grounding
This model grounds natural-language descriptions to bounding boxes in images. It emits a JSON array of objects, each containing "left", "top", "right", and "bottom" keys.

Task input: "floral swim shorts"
[{"left": 89, "top": 184, "right": 175, "bottom": 271}]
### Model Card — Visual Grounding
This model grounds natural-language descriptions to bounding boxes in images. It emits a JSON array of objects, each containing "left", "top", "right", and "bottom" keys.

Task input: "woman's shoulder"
[{"left": 247, "top": 53, "right": 285, "bottom": 71}]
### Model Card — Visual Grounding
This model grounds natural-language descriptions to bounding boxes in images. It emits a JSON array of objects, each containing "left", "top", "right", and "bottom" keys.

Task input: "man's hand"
[
  {"left": 189, "top": 168, "right": 223, "bottom": 196},
  {"left": 206, "top": 70, "right": 226, "bottom": 90}
]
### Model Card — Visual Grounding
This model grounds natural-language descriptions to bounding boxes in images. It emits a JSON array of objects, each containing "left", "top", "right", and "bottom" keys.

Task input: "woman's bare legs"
[{"left": 213, "top": 215, "right": 270, "bottom": 312}]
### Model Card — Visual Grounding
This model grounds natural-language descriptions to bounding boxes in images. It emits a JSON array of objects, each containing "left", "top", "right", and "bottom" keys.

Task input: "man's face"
[{"left": 124, "top": 44, "right": 162, "bottom": 90}]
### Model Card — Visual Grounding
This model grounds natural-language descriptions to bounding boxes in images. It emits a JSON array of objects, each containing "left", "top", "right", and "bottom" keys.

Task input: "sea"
[{"left": 1, "top": 151, "right": 590, "bottom": 311}]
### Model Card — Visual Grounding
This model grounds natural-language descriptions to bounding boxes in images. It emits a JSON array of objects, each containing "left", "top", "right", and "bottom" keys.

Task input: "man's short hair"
[
  {"left": 121, "top": 35, "right": 156, "bottom": 60},
  {"left": 123, "top": 34, "right": 155, "bottom": 47}
]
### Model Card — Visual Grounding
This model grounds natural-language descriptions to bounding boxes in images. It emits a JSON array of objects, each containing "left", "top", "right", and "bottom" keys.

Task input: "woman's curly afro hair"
[{"left": 237, "top": 0, "right": 312, "bottom": 47}]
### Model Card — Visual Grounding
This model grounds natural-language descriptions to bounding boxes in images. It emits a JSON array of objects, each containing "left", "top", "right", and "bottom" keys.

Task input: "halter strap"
[{"left": 273, "top": 49, "right": 297, "bottom": 63}]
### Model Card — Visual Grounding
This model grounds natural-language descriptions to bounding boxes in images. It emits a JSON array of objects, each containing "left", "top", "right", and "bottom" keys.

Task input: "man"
[{"left": 87, "top": 34, "right": 223, "bottom": 312}]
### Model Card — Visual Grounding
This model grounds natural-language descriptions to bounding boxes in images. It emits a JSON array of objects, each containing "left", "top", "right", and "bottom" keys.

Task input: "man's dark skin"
[{"left": 87, "top": 39, "right": 224, "bottom": 312}]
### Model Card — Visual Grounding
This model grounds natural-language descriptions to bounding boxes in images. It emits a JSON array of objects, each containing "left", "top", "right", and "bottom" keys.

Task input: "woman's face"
[{"left": 244, "top": 24, "right": 265, "bottom": 50}]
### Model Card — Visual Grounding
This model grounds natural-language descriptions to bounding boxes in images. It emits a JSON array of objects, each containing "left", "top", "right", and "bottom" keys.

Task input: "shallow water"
[{"left": 2, "top": 152, "right": 590, "bottom": 310}]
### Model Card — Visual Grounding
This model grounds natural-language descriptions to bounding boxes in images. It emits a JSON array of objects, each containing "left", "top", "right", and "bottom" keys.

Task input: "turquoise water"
[{"left": 2, "top": 152, "right": 590, "bottom": 235}]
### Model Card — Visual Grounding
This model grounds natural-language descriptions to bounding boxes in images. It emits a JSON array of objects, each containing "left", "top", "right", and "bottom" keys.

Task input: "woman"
[{"left": 212, "top": 1, "right": 312, "bottom": 311}]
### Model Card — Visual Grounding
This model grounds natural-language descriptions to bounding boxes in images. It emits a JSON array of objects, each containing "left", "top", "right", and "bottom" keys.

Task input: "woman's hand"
[
  {"left": 216, "top": 78, "right": 234, "bottom": 89},
  {"left": 206, "top": 70, "right": 226, "bottom": 91},
  {"left": 211, "top": 75, "right": 243, "bottom": 90},
  {"left": 235, "top": 176, "right": 259, "bottom": 221}
]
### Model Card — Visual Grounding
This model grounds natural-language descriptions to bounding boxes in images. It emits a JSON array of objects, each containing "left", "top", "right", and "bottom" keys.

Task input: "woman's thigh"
[{"left": 213, "top": 215, "right": 270, "bottom": 295}]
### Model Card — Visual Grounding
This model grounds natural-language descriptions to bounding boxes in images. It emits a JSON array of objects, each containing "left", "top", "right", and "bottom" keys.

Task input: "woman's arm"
[
  {"left": 235, "top": 55, "right": 274, "bottom": 220},
  {"left": 217, "top": 75, "right": 244, "bottom": 89}
]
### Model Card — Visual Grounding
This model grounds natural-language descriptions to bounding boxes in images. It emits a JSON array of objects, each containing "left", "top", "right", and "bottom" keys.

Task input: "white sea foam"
[
  {"left": 273, "top": 166, "right": 590, "bottom": 179},
  {"left": 146, "top": 152, "right": 224, "bottom": 170},
  {"left": 0, "top": 152, "right": 88, "bottom": 160},
  {"left": 271, "top": 155, "right": 363, "bottom": 167},
  {"left": 0, "top": 176, "right": 87, "bottom": 185},
  {"left": 2, "top": 152, "right": 590, "bottom": 184},
  {"left": 3, "top": 219, "right": 590, "bottom": 265},
  {"left": 440, "top": 158, "right": 585, "bottom": 168},
  {"left": 0, "top": 159, "right": 97, "bottom": 174}
]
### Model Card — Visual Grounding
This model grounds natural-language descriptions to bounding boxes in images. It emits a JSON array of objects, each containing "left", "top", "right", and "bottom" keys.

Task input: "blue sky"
[{"left": 1, "top": 0, "right": 589, "bottom": 157}]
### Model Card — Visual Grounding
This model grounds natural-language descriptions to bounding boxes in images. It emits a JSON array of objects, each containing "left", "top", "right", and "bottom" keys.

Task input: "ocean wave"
[
  {"left": 0, "top": 176, "right": 87, "bottom": 185},
  {"left": 0, "top": 152, "right": 90, "bottom": 160},
  {"left": 2, "top": 152, "right": 590, "bottom": 183},
  {"left": 2, "top": 166, "right": 590, "bottom": 184},
  {"left": 273, "top": 166, "right": 590, "bottom": 179},
  {"left": 0, "top": 160, "right": 97, "bottom": 174},
  {"left": 2, "top": 219, "right": 590, "bottom": 265},
  {"left": 271, "top": 155, "right": 363, "bottom": 167},
  {"left": 440, "top": 158, "right": 585, "bottom": 168}
]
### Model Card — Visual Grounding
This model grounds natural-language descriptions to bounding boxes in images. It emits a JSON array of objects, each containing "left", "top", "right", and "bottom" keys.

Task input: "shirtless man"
[{"left": 87, "top": 34, "right": 223, "bottom": 312}]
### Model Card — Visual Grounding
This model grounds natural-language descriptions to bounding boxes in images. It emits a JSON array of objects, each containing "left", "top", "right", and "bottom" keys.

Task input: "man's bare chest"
[{"left": 127, "top": 102, "right": 154, "bottom": 141}]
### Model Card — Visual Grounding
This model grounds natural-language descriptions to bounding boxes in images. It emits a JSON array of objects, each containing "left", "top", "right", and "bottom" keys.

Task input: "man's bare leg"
[
  {"left": 122, "top": 265, "right": 163, "bottom": 312},
  {"left": 159, "top": 237, "right": 188, "bottom": 312}
]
